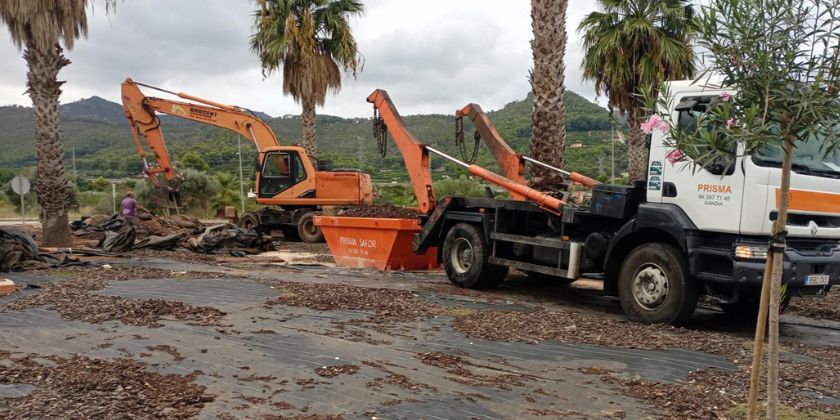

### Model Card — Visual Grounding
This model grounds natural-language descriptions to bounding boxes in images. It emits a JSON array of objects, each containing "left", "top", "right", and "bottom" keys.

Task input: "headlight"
[{"left": 734, "top": 245, "right": 768, "bottom": 259}]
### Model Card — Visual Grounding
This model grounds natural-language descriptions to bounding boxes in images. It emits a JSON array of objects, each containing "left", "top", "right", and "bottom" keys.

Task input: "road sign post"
[{"left": 10, "top": 175, "right": 31, "bottom": 225}]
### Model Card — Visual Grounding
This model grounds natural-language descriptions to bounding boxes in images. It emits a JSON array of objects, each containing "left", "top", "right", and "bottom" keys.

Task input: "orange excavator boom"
[{"left": 122, "top": 78, "right": 282, "bottom": 184}]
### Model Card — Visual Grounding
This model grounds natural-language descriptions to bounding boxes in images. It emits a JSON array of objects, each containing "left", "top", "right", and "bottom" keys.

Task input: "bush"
[{"left": 434, "top": 176, "right": 487, "bottom": 198}]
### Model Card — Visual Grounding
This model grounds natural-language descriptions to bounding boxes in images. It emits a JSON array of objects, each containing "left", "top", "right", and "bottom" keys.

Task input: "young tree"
[
  {"left": 579, "top": 0, "right": 697, "bottom": 184},
  {"left": 644, "top": 0, "right": 840, "bottom": 417},
  {"left": 250, "top": 0, "right": 363, "bottom": 160},
  {"left": 529, "top": 0, "right": 570, "bottom": 189},
  {"left": 0, "top": 0, "right": 115, "bottom": 246}
]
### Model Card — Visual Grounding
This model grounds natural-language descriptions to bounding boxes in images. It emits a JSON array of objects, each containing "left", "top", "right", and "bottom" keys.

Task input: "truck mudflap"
[{"left": 732, "top": 246, "right": 840, "bottom": 294}]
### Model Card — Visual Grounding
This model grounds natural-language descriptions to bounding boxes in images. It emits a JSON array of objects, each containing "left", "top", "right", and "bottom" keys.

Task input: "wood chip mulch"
[
  {"left": 314, "top": 364, "right": 359, "bottom": 378},
  {"left": 0, "top": 353, "right": 213, "bottom": 419},
  {"left": 1, "top": 266, "right": 228, "bottom": 327}
]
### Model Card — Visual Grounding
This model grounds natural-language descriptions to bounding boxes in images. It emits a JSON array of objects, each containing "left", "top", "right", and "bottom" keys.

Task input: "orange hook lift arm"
[
  {"left": 367, "top": 89, "right": 436, "bottom": 214},
  {"left": 458, "top": 102, "right": 598, "bottom": 190},
  {"left": 456, "top": 103, "right": 527, "bottom": 200},
  {"left": 426, "top": 146, "right": 565, "bottom": 214}
]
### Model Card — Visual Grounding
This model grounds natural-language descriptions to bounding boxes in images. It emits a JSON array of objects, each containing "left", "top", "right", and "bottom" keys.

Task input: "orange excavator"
[
  {"left": 122, "top": 78, "right": 373, "bottom": 242},
  {"left": 454, "top": 103, "right": 599, "bottom": 197}
]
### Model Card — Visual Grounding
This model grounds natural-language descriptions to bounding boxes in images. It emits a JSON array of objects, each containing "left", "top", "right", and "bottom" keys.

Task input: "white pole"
[
  {"left": 611, "top": 122, "right": 616, "bottom": 182},
  {"left": 112, "top": 183, "right": 117, "bottom": 214},
  {"left": 72, "top": 147, "right": 77, "bottom": 187},
  {"left": 237, "top": 134, "right": 245, "bottom": 214},
  {"left": 20, "top": 191, "right": 24, "bottom": 225}
]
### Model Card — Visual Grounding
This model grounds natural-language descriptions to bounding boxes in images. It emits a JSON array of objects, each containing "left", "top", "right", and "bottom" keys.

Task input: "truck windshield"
[{"left": 752, "top": 132, "right": 840, "bottom": 179}]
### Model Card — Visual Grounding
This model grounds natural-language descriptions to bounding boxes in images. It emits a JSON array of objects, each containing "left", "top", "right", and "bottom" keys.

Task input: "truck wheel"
[
  {"left": 297, "top": 212, "right": 324, "bottom": 243},
  {"left": 618, "top": 243, "right": 698, "bottom": 325},
  {"left": 442, "top": 223, "right": 508, "bottom": 289},
  {"left": 239, "top": 212, "right": 261, "bottom": 231}
]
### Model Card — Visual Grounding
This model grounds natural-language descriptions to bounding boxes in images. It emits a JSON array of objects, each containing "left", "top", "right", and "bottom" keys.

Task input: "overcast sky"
[{"left": 0, "top": 0, "right": 604, "bottom": 118}]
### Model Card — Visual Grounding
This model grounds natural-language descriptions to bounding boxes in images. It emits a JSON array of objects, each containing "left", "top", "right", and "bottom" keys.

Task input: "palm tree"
[
  {"left": 250, "top": 0, "right": 363, "bottom": 159},
  {"left": 529, "top": 0, "right": 569, "bottom": 189},
  {"left": 579, "top": 0, "right": 696, "bottom": 183},
  {"left": 0, "top": 0, "right": 115, "bottom": 246}
]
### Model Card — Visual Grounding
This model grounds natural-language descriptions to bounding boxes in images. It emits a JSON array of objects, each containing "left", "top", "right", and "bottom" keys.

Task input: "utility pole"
[
  {"left": 237, "top": 134, "right": 245, "bottom": 214},
  {"left": 611, "top": 121, "right": 616, "bottom": 182},
  {"left": 72, "top": 147, "right": 77, "bottom": 187}
]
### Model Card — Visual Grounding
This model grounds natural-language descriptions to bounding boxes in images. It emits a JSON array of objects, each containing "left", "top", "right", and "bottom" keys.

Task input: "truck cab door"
[
  {"left": 650, "top": 94, "right": 745, "bottom": 234},
  {"left": 257, "top": 151, "right": 307, "bottom": 199}
]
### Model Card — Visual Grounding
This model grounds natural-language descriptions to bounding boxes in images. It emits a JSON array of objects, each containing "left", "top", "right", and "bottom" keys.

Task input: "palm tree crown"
[
  {"left": 250, "top": 0, "right": 363, "bottom": 158},
  {"left": 579, "top": 0, "right": 696, "bottom": 182}
]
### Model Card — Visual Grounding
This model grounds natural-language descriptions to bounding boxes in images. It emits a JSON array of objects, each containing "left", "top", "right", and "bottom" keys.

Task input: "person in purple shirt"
[{"left": 121, "top": 191, "right": 137, "bottom": 218}]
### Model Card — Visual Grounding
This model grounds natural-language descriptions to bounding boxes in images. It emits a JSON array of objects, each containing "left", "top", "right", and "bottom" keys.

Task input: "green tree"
[
  {"left": 250, "top": 0, "right": 363, "bottom": 159},
  {"left": 180, "top": 151, "right": 210, "bottom": 172},
  {"left": 0, "top": 0, "right": 115, "bottom": 246},
  {"left": 529, "top": 0, "right": 570, "bottom": 188},
  {"left": 211, "top": 172, "right": 239, "bottom": 211},
  {"left": 579, "top": 0, "right": 696, "bottom": 183},
  {"left": 643, "top": 0, "right": 840, "bottom": 416}
]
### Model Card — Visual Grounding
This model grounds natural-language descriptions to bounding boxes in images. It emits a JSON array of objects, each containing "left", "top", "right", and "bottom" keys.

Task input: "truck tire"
[
  {"left": 618, "top": 243, "right": 698, "bottom": 325},
  {"left": 297, "top": 212, "right": 324, "bottom": 243},
  {"left": 239, "top": 212, "right": 261, "bottom": 232},
  {"left": 442, "top": 223, "right": 508, "bottom": 289}
]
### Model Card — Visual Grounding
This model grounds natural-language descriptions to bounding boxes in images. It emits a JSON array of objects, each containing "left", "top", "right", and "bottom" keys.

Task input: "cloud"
[{"left": 0, "top": 0, "right": 602, "bottom": 117}]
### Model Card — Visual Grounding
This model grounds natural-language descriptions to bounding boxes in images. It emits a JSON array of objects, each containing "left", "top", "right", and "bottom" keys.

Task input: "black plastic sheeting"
[{"left": 0, "top": 227, "right": 88, "bottom": 272}]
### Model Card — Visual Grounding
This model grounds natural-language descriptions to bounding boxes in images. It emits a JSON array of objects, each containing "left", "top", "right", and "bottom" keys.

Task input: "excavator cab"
[{"left": 257, "top": 149, "right": 307, "bottom": 198}]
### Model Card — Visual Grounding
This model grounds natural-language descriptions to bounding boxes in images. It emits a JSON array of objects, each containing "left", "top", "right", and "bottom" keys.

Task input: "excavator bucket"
[{"left": 314, "top": 216, "right": 439, "bottom": 270}]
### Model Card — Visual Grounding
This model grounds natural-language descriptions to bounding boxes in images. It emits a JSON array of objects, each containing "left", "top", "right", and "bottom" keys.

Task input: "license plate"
[{"left": 805, "top": 274, "right": 830, "bottom": 286}]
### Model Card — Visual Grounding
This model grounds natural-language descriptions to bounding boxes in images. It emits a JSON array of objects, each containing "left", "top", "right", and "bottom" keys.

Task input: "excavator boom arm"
[{"left": 121, "top": 78, "right": 281, "bottom": 181}]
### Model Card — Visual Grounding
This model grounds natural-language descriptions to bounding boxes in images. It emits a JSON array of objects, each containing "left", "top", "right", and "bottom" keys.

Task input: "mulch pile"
[
  {"left": 786, "top": 291, "right": 840, "bottom": 322},
  {"left": 1, "top": 266, "right": 227, "bottom": 328},
  {"left": 264, "top": 281, "right": 438, "bottom": 323},
  {"left": 264, "top": 281, "right": 440, "bottom": 344},
  {"left": 314, "top": 364, "right": 359, "bottom": 378},
  {"left": 338, "top": 205, "right": 420, "bottom": 219},
  {"left": 451, "top": 307, "right": 840, "bottom": 418},
  {"left": 415, "top": 351, "right": 529, "bottom": 390},
  {"left": 0, "top": 353, "right": 212, "bottom": 419}
]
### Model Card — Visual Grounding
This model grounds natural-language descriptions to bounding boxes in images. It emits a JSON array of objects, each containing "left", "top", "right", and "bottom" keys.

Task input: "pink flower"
[
  {"left": 640, "top": 115, "right": 661, "bottom": 135},
  {"left": 656, "top": 120, "right": 671, "bottom": 134},
  {"left": 726, "top": 118, "right": 735, "bottom": 129},
  {"left": 666, "top": 149, "right": 683, "bottom": 165},
  {"left": 720, "top": 92, "right": 732, "bottom": 102}
]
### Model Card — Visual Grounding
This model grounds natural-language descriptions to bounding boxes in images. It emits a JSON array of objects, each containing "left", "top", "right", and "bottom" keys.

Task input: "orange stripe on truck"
[{"left": 775, "top": 189, "right": 840, "bottom": 214}]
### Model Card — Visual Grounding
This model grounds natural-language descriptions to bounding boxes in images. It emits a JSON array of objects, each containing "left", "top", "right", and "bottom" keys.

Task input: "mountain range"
[{"left": 0, "top": 90, "right": 626, "bottom": 180}]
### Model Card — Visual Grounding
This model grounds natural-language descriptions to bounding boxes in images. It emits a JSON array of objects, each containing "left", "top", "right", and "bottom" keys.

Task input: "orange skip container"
[{"left": 314, "top": 216, "right": 439, "bottom": 270}]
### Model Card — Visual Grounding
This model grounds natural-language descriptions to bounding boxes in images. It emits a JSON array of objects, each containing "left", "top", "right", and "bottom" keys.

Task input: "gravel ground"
[
  {"left": 2, "top": 266, "right": 230, "bottom": 327},
  {"left": 450, "top": 307, "right": 840, "bottom": 418},
  {"left": 0, "top": 353, "right": 212, "bottom": 419},
  {"left": 786, "top": 290, "right": 840, "bottom": 322}
]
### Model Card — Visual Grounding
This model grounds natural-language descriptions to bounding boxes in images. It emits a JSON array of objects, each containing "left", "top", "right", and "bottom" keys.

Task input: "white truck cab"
[{"left": 647, "top": 79, "right": 840, "bottom": 305}]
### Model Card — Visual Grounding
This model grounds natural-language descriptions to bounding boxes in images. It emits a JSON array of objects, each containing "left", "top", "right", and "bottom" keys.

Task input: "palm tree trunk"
[
  {"left": 627, "top": 113, "right": 648, "bottom": 184},
  {"left": 301, "top": 99, "right": 317, "bottom": 159},
  {"left": 24, "top": 44, "right": 72, "bottom": 247},
  {"left": 529, "top": 0, "right": 568, "bottom": 190}
]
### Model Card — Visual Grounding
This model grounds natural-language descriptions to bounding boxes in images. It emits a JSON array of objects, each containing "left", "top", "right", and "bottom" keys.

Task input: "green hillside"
[{"left": 0, "top": 91, "right": 627, "bottom": 182}]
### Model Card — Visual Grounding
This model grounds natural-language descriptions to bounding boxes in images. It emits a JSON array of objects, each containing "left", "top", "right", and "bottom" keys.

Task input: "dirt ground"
[{"left": 1, "top": 233, "right": 839, "bottom": 419}]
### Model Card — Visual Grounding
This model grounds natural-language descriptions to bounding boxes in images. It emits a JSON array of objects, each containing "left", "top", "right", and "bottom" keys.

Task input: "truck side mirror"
[{"left": 674, "top": 99, "right": 698, "bottom": 112}]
